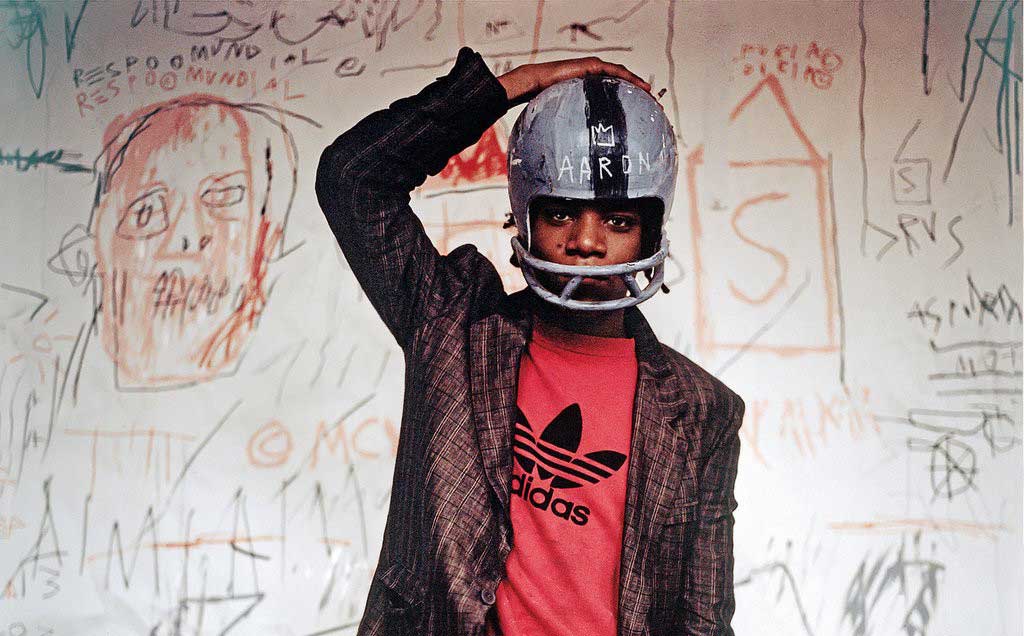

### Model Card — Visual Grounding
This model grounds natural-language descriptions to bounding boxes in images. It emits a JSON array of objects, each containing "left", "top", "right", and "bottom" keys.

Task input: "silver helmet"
[{"left": 507, "top": 75, "right": 678, "bottom": 311}]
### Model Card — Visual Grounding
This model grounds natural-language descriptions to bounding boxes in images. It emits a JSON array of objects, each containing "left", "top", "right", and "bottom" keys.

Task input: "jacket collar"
[{"left": 468, "top": 289, "right": 700, "bottom": 632}]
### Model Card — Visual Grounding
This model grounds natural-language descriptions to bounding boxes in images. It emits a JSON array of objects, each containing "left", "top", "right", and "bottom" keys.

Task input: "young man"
[{"left": 315, "top": 47, "right": 744, "bottom": 636}]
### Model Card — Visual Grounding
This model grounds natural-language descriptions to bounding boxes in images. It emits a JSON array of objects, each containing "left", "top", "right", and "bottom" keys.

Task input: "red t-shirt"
[{"left": 496, "top": 321, "right": 638, "bottom": 636}]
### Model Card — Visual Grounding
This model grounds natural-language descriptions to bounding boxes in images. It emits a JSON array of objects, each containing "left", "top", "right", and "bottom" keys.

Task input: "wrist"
[{"left": 497, "top": 68, "right": 535, "bottom": 105}]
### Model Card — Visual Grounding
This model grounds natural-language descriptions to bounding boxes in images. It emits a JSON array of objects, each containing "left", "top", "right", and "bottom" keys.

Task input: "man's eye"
[
  {"left": 116, "top": 189, "right": 170, "bottom": 240},
  {"left": 547, "top": 210, "right": 573, "bottom": 222},
  {"left": 608, "top": 216, "right": 638, "bottom": 228}
]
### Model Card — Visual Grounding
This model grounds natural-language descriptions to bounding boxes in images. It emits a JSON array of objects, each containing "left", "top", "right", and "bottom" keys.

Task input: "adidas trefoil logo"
[{"left": 511, "top": 404, "right": 627, "bottom": 526}]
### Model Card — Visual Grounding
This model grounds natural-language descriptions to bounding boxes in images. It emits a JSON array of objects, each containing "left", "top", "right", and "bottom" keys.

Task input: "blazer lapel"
[
  {"left": 617, "top": 307, "right": 700, "bottom": 635},
  {"left": 468, "top": 293, "right": 531, "bottom": 538}
]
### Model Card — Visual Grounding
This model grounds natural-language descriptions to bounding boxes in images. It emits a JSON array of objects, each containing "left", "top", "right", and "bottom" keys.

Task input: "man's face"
[
  {"left": 528, "top": 198, "right": 647, "bottom": 303},
  {"left": 93, "top": 104, "right": 265, "bottom": 387}
]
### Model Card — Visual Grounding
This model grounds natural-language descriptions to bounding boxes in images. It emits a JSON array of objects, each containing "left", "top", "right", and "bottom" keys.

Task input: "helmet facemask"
[
  {"left": 511, "top": 197, "right": 667, "bottom": 311},
  {"left": 506, "top": 75, "right": 678, "bottom": 311}
]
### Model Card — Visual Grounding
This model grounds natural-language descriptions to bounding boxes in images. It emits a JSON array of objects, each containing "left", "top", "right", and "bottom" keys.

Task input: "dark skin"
[
  {"left": 528, "top": 199, "right": 648, "bottom": 338},
  {"left": 497, "top": 58, "right": 653, "bottom": 338}
]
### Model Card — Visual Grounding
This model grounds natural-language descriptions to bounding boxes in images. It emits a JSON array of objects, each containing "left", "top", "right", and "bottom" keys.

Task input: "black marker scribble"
[
  {"left": 130, "top": 0, "right": 423, "bottom": 52},
  {"left": 841, "top": 533, "right": 944, "bottom": 636},
  {"left": 4, "top": 477, "right": 65, "bottom": 600},
  {"left": 556, "top": 0, "right": 648, "bottom": 43}
]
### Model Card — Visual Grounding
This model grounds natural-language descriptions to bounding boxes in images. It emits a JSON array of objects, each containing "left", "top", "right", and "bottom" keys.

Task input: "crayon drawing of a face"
[{"left": 92, "top": 95, "right": 296, "bottom": 389}]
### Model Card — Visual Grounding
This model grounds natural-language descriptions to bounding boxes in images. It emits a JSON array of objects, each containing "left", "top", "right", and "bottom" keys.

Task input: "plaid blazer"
[{"left": 315, "top": 47, "right": 744, "bottom": 636}]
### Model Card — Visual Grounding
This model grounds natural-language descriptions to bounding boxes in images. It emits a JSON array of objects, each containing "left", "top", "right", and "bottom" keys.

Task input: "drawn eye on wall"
[
  {"left": 116, "top": 186, "right": 170, "bottom": 239},
  {"left": 200, "top": 171, "right": 248, "bottom": 219}
]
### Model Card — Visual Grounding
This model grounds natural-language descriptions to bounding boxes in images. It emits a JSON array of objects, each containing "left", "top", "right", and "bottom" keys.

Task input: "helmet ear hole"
[{"left": 636, "top": 198, "right": 664, "bottom": 260}]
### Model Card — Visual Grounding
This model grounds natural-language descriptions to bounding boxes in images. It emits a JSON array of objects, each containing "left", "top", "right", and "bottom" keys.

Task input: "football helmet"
[{"left": 507, "top": 75, "right": 678, "bottom": 310}]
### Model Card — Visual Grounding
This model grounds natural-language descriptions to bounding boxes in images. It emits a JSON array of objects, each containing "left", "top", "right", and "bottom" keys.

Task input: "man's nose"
[{"left": 566, "top": 211, "right": 606, "bottom": 257}]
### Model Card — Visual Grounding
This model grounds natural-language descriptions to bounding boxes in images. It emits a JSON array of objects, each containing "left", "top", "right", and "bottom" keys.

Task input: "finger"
[
  {"left": 579, "top": 59, "right": 650, "bottom": 93},
  {"left": 603, "top": 63, "right": 651, "bottom": 93},
  {"left": 539, "top": 58, "right": 651, "bottom": 94}
]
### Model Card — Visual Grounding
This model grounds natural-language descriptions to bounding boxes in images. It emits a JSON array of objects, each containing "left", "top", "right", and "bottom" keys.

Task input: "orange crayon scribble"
[
  {"left": 90, "top": 93, "right": 297, "bottom": 389},
  {"left": 528, "top": 0, "right": 544, "bottom": 65},
  {"left": 310, "top": 418, "right": 351, "bottom": 468},
  {"left": 780, "top": 398, "right": 810, "bottom": 457},
  {"left": 828, "top": 518, "right": 1008, "bottom": 540},
  {"left": 742, "top": 399, "right": 770, "bottom": 468},
  {"left": 85, "top": 532, "right": 351, "bottom": 564},
  {"left": 422, "top": 201, "right": 521, "bottom": 293},
  {"left": 0, "top": 515, "right": 28, "bottom": 540},
  {"left": 749, "top": 387, "right": 879, "bottom": 463},
  {"left": 727, "top": 192, "right": 790, "bottom": 305},
  {"left": 728, "top": 75, "right": 824, "bottom": 163},
  {"left": 685, "top": 145, "right": 707, "bottom": 353},
  {"left": 196, "top": 217, "right": 282, "bottom": 370},
  {"left": 456, "top": 0, "right": 465, "bottom": 47},
  {"left": 425, "top": 202, "right": 513, "bottom": 256},
  {"left": 246, "top": 419, "right": 292, "bottom": 467},
  {"left": 31, "top": 336, "right": 52, "bottom": 355},
  {"left": 64, "top": 426, "right": 197, "bottom": 493},
  {"left": 309, "top": 416, "right": 399, "bottom": 470},
  {"left": 729, "top": 158, "right": 818, "bottom": 168},
  {"left": 689, "top": 74, "right": 839, "bottom": 358},
  {"left": 353, "top": 416, "right": 398, "bottom": 460},
  {"left": 735, "top": 41, "right": 843, "bottom": 90},
  {"left": 707, "top": 343, "right": 840, "bottom": 356},
  {"left": 63, "top": 427, "right": 197, "bottom": 441}
]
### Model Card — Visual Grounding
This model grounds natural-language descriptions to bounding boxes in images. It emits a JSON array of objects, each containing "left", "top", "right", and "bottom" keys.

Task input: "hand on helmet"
[{"left": 497, "top": 57, "right": 651, "bottom": 106}]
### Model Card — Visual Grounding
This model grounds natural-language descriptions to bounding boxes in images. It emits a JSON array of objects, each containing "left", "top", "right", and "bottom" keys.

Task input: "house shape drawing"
[{"left": 686, "top": 73, "right": 839, "bottom": 357}]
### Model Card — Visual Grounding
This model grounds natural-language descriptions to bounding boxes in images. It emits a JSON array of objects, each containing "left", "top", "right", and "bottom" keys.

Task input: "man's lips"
[
  {"left": 552, "top": 274, "right": 623, "bottom": 298},
  {"left": 557, "top": 273, "right": 612, "bottom": 284}
]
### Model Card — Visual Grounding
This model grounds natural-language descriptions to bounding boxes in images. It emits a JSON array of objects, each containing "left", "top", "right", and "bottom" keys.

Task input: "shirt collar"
[{"left": 499, "top": 288, "right": 673, "bottom": 380}]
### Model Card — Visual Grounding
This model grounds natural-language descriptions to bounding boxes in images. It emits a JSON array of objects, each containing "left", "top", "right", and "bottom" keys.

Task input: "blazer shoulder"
[{"left": 657, "top": 343, "right": 745, "bottom": 421}]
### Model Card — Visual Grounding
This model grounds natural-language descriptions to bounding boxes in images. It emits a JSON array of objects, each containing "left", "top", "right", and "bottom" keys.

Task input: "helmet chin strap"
[{"left": 511, "top": 236, "right": 668, "bottom": 311}]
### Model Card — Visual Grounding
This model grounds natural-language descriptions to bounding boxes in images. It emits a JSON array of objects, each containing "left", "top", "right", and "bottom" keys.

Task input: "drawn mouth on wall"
[
  {"left": 149, "top": 272, "right": 245, "bottom": 322},
  {"left": 103, "top": 271, "right": 241, "bottom": 324}
]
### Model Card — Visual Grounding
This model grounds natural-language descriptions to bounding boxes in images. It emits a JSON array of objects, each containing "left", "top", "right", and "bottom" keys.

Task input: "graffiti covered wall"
[{"left": 0, "top": 1, "right": 1020, "bottom": 634}]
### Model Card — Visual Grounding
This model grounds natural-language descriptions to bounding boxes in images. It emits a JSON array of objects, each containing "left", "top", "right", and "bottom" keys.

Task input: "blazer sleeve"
[
  {"left": 314, "top": 47, "right": 510, "bottom": 347},
  {"left": 681, "top": 392, "right": 745, "bottom": 635}
]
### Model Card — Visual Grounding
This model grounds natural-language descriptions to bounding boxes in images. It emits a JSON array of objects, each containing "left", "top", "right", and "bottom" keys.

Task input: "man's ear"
[
  {"left": 48, "top": 223, "right": 97, "bottom": 288},
  {"left": 638, "top": 199, "right": 664, "bottom": 259}
]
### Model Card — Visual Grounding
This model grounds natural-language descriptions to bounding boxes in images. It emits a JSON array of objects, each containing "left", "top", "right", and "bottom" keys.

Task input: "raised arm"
[
  {"left": 315, "top": 47, "right": 652, "bottom": 346},
  {"left": 315, "top": 47, "right": 509, "bottom": 346}
]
